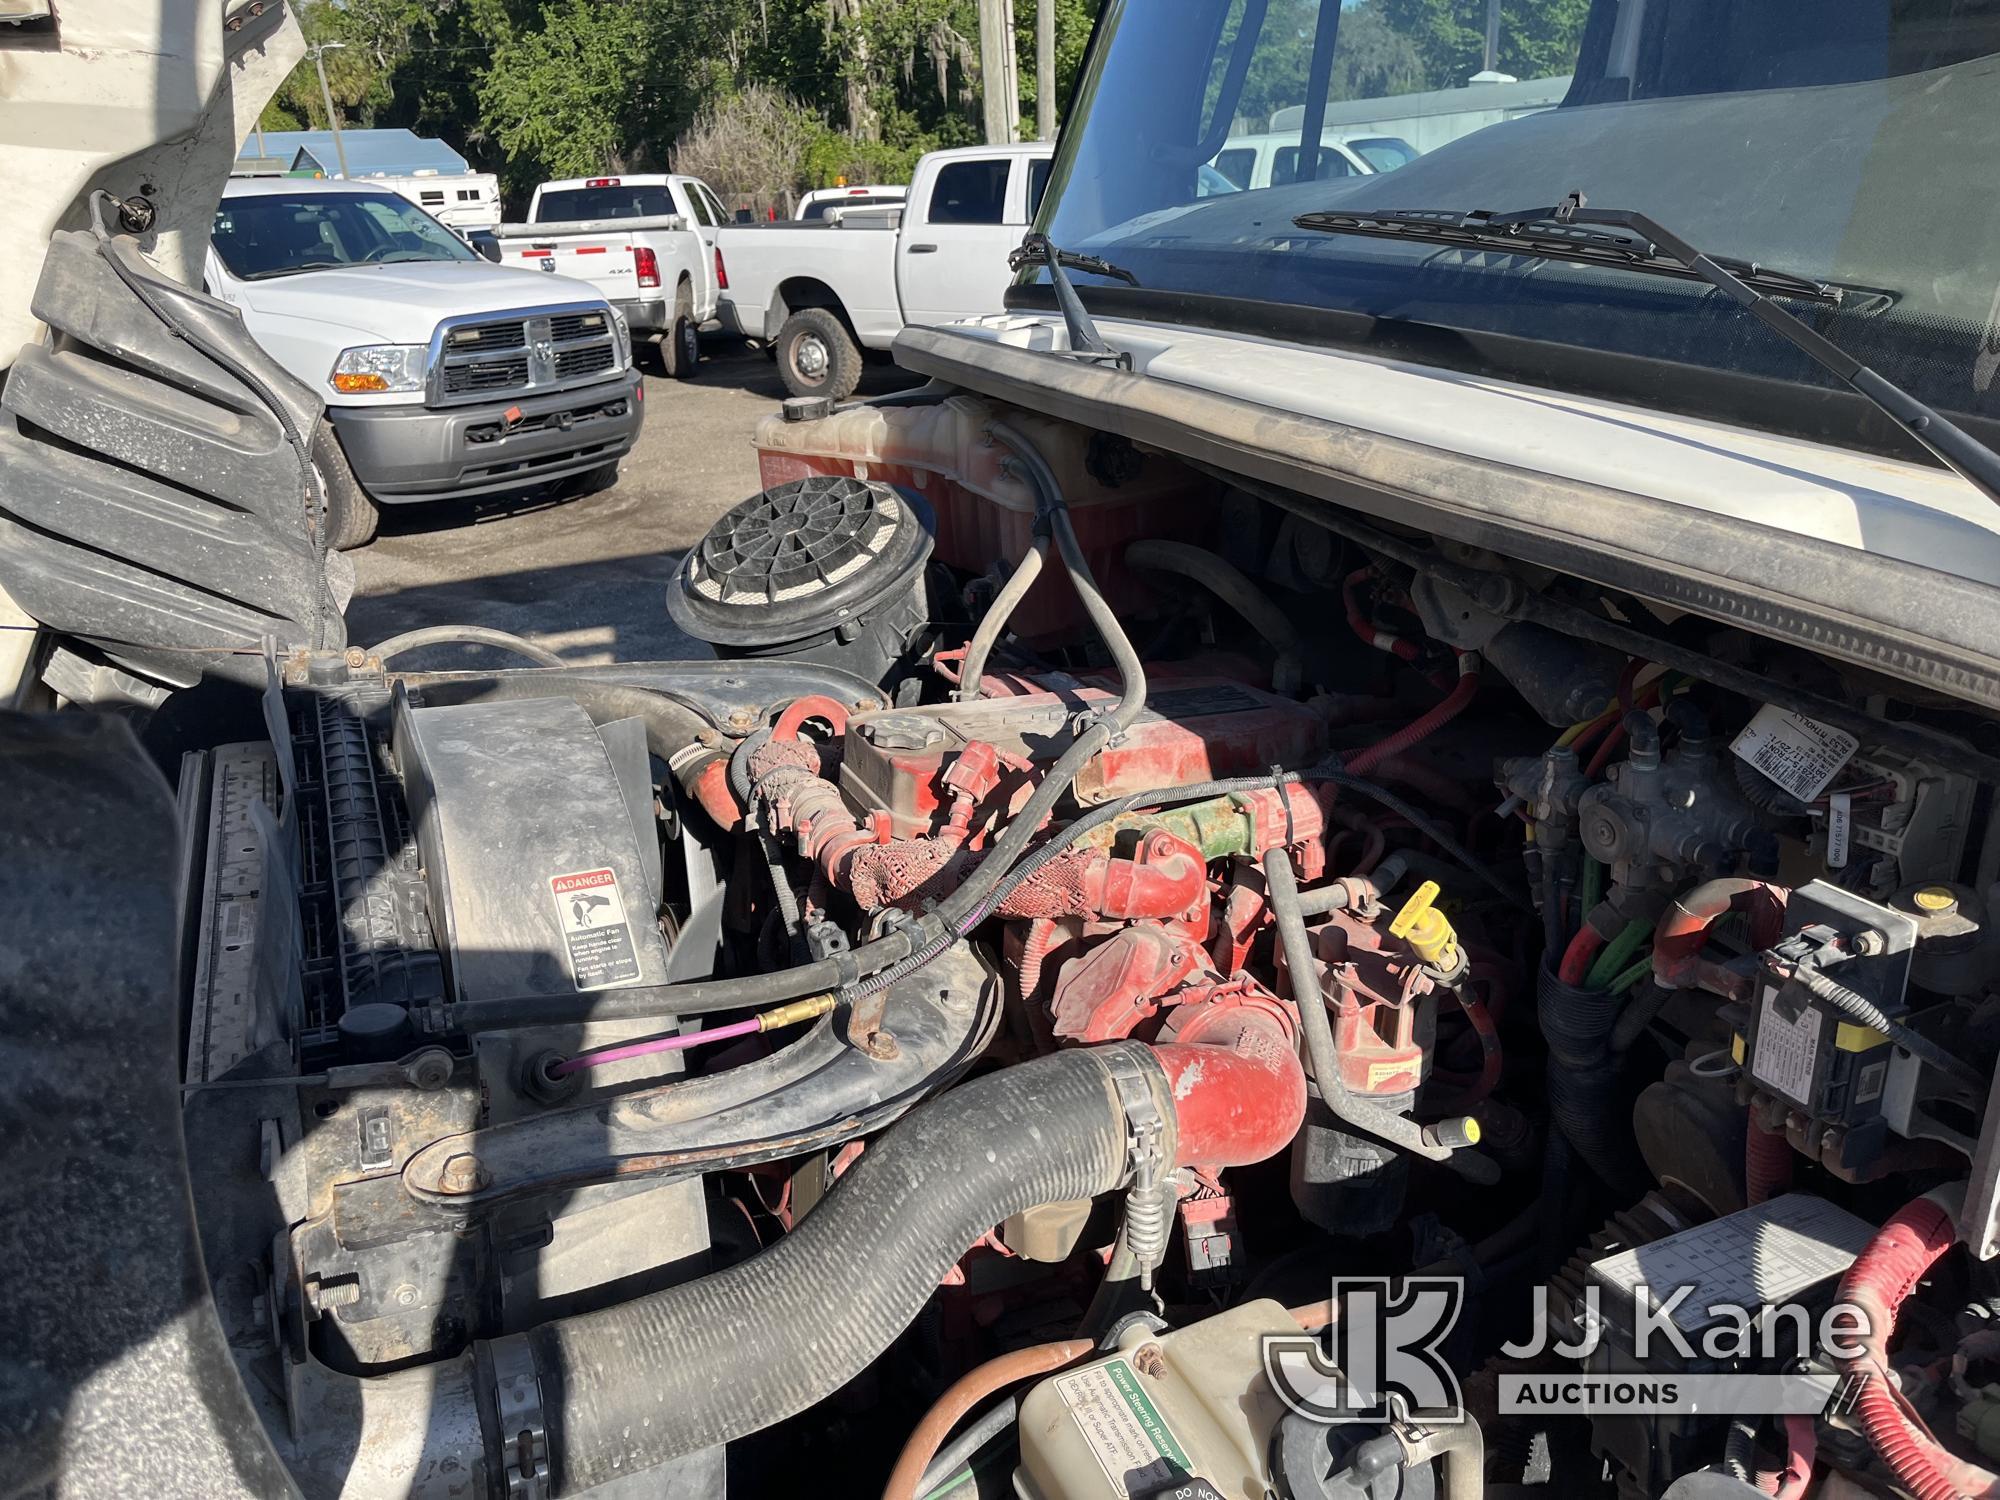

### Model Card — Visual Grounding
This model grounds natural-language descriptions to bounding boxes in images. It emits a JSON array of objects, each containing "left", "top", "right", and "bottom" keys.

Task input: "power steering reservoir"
[{"left": 1014, "top": 1300, "right": 1301, "bottom": 1499}]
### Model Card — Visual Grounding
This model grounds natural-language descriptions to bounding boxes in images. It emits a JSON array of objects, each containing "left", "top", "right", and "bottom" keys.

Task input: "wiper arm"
[
  {"left": 1294, "top": 193, "right": 2000, "bottom": 510},
  {"left": 1007, "top": 231, "right": 1139, "bottom": 366}
]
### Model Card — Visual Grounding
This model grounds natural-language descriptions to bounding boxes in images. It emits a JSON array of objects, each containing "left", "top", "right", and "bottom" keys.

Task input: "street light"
[{"left": 306, "top": 41, "right": 351, "bottom": 179}]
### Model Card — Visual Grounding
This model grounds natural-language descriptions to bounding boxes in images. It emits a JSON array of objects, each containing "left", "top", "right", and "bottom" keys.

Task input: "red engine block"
[{"left": 839, "top": 670, "right": 1326, "bottom": 842}]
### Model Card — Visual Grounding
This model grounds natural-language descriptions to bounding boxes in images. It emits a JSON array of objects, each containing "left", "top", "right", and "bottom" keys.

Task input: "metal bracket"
[{"left": 488, "top": 1333, "right": 550, "bottom": 1500}]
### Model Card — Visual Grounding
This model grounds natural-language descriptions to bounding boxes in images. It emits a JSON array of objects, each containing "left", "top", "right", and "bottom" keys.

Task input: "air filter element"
[{"left": 668, "top": 475, "right": 934, "bottom": 684}]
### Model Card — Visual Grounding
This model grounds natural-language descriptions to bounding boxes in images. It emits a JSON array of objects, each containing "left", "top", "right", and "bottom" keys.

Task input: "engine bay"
[{"left": 149, "top": 393, "right": 2000, "bottom": 1500}]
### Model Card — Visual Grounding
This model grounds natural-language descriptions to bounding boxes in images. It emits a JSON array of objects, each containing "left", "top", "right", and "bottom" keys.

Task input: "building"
[{"left": 231, "top": 127, "right": 469, "bottom": 179}]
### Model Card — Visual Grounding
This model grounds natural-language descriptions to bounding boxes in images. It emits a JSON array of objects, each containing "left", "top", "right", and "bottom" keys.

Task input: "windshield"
[
  {"left": 534, "top": 185, "right": 676, "bottom": 221},
  {"left": 212, "top": 192, "right": 475, "bottom": 280},
  {"left": 1032, "top": 0, "right": 2000, "bottom": 435}
]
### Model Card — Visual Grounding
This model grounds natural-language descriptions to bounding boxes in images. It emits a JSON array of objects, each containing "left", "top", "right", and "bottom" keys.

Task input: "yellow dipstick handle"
[{"left": 1389, "top": 880, "right": 1462, "bottom": 971}]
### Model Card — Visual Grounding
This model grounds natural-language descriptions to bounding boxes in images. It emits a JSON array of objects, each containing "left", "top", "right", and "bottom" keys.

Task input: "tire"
[
  {"left": 662, "top": 283, "right": 700, "bottom": 379},
  {"left": 775, "top": 306, "right": 862, "bottom": 401},
  {"left": 310, "top": 426, "right": 379, "bottom": 550},
  {"left": 563, "top": 460, "right": 622, "bottom": 498}
]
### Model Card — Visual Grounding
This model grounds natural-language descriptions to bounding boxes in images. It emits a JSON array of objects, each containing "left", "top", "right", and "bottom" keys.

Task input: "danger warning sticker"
[{"left": 548, "top": 868, "right": 643, "bottom": 991}]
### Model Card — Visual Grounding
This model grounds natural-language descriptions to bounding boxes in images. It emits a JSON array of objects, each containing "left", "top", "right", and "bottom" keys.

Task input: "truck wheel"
[
  {"left": 776, "top": 307, "right": 862, "bottom": 401},
  {"left": 662, "top": 285, "right": 700, "bottom": 379},
  {"left": 310, "top": 426, "right": 379, "bottom": 550}
]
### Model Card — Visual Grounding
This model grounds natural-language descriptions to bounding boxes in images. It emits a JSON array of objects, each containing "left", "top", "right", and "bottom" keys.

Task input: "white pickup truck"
[
  {"left": 207, "top": 178, "right": 642, "bottom": 547},
  {"left": 495, "top": 174, "right": 730, "bottom": 377},
  {"left": 715, "top": 142, "right": 1053, "bottom": 399}
]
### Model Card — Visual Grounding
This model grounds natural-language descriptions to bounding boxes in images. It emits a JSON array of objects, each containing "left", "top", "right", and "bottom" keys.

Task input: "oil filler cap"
[{"left": 668, "top": 475, "right": 935, "bottom": 681}]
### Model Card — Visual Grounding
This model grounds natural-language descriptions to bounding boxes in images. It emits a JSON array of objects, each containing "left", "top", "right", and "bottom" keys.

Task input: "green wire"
[
  {"left": 1580, "top": 856, "right": 1604, "bottom": 917},
  {"left": 1607, "top": 952, "right": 1654, "bottom": 995},
  {"left": 1586, "top": 918, "right": 1652, "bottom": 990}
]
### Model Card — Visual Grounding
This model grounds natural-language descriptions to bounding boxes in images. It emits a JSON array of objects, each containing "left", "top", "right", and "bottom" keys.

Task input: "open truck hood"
[{"left": 0, "top": 2, "right": 347, "bottom": 708}]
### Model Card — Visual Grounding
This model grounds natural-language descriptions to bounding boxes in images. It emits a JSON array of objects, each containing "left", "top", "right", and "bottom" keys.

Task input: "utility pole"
[
  {"left": 1484, "top": 0, "right": 1502, "bottom": 75},
  {"left": 308, "top": 42, "right": 351, "bottom": 178},
  {"left": 977, "top": 0, "right": 1018, "bottom": 144},
  {"left": 1036, "top": 0, "right": 1054, "bottom": 140}
]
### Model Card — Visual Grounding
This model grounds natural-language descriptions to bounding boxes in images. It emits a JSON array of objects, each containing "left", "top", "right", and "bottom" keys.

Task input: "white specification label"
[
  {"left": 1589, "top": 1194, "right": 1875, "bottom": 1333},
  {"left": 1052, "top": 1358, "right": 1194, "bottom": 1496},
  {"left": 1731, "top": 705, "right": 1859, "bottom": 801},
  {"left": 548, "top": 867, "right": 643, "bottom": 991},
  {"left": 1750, "top": 982, "right": 1821, "bottom": 1107},
  {"left": 1827, "top": 791, "right": 1852, "bottom": 868}
]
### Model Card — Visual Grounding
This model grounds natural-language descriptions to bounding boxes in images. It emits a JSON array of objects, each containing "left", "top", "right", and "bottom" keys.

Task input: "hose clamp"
[
  {"left": 1100, "top": 1045, "right": 1174, "bottom": 1291},
  {"left": 488, "top": 1333, "right": 550, "bottom": 1500}
]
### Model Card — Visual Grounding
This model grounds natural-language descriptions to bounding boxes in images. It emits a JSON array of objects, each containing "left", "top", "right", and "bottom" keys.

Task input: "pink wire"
[{"left": 551, "top": 1015, "right": 764, "bottom": 1078}]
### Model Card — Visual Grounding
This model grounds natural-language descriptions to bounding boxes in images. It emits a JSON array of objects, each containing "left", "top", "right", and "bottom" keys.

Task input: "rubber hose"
[
  {"left": 1722, "top": 1416, "right": 1758, "bottom": 1483},
  {"left": 914, "top": 1394, "right": 1022, "bottom": 1500},
  {"left": 1344, "top": 659, "right": 1481, "bottom": 778},
  {"left": 1124, "top": 539, "right": 1302, "bottom": 656},
  {"left": 524, "top": 1044, "right": 1163, "bottom": 1493},
  {"left": 1538, "top": 961, "right": 1650, "bottom": 1197},
  {"left": 887, "top": 1339, "right": 1092, "bottom": 1500},
  {"left": 369, "top": 625, "right": 568, "bottom": 669},
  {"left": 1744, "top": 1113, "right": 1794, "bottom": 1207},
  {"left": 988, "top": 421, "right": 1147, "bottom": 732},
  {"left": 1610, "top": 981, "right": 1673, "bottom": 1054},
  {"left": 1836, "top": 1191, "right": 2000, "bottom": 1500},
  {"left": 960, "top": 536, "right": 1049, "bottom": 699},
  {"left": 1264, "top": 847, "right": 1497, "bottom": 1183}
]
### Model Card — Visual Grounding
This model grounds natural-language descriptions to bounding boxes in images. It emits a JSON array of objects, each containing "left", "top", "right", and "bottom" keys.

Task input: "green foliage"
[
  {"left": 264, "top": 0, "right": 1060, "bottom": 203},
  {"left": 1378, "top": 0, "right": 1590, "bottom": 89}
]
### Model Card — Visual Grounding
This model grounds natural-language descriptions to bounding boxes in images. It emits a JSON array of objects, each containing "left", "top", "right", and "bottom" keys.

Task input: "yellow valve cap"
[{"left": 1389, "top": 880, "right": 1461, "bottom": 968}]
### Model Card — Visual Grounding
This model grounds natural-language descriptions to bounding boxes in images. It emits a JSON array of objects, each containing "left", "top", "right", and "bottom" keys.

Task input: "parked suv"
[{"left": 206, "top": 178, "right": 643, "bottom": 546}]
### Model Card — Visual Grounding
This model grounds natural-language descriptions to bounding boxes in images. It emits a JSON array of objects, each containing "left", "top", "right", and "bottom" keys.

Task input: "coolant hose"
[
  {"left": 1264, "top": 847, "right": 1497, "bottom": 1184},
  {"left": 369, "top": 624, "right": 569, "bottom": 669},
  {"left": 516, "top": 1040, "right": 1292, "bottom": 1492},
  {"left": 960, "top": 534, "right": 1049, "bottom": 699},
  {"left": 885, "top": 1338, "right": 1094, "bottom": 1500},
  {"left": 1124, "top": 539, "right": 1302, "bottom": 659},
  {"left": 1538, "top": 960, "right": 1650, "bottom": 1197},
  {"left": 1834, "top": 1188, "right": 2000, "bottom": 1500},
  {"left": 988, "top": 420, "right": 1147, "bottom": 732}
]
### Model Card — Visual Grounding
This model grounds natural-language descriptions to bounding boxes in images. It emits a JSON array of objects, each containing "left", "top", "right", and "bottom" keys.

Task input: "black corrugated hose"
[{"left": 521, "top": 1043, "right": 1166, "bottom": 1492}]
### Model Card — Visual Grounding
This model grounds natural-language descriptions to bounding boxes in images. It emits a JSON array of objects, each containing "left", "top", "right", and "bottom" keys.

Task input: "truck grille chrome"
[{"left": 430, "top": 304, "right": 620, "bottom": 407}]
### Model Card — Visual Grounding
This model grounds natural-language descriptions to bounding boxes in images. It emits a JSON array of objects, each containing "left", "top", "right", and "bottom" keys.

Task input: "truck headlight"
[
  {"left": 609, "top": 308, "right": 633, "bottom": 370},
  {"left": 330, "top": 345, "right": 428, "bottom": 394}
]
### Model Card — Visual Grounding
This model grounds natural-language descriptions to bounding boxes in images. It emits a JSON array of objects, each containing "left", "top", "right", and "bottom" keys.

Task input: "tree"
[
  {"left": 1379, "top": 0, "right": 1589, "bottom": 89},
  {"left": 671, "top": 85, "right": 818, "bottom": 215}
]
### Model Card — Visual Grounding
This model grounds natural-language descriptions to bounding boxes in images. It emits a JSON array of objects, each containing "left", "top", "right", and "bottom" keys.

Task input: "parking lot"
[{"left": 344, "top": 341, "right": 917, "bottom": 668}]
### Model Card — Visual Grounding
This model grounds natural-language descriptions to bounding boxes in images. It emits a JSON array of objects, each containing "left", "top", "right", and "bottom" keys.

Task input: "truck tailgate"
[{"left": 504, "top": 231, "right": 638, "bottom": 302}]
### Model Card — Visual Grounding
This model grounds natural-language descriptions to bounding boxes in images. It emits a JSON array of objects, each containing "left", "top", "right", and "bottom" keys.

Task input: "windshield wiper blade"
[
  {"left": 1295, "top": 201, "right": 1840, "bottom": 303},
  {"left": 1007, "top": 232, "right": 1138, "bottom": 365},
  {"left": 1294, "top": 192, "right": 2000, "bottom": 510}
]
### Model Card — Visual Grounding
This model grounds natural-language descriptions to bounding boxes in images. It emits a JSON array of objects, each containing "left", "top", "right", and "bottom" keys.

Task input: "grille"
[
  {"left": 444, "top": 356, "right": 532, "bottom": 395},
  {"left": 551, "top": 310, "right": 608, "bottom": 342},
  {"left": 430, "top": 304, "right": 621, "bottom": 407},
  {"left": 555, "top": 344, "right": 616, "bottom": 380},
  {"left": 445, "top": 319, "right": 528, "bottom": 352}
]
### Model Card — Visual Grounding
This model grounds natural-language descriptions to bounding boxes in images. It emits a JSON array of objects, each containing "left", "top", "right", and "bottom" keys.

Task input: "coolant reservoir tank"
[{"left": 1014, "top": 1299, "right": 1298, "bottom": 1499}]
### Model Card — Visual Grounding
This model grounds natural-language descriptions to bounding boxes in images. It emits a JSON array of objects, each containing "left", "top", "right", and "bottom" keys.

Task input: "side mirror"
[{"left": 467, "top": 229, "right": 502, "bottom": 263}]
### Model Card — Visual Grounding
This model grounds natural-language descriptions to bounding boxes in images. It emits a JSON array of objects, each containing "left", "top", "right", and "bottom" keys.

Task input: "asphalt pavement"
[{"left": 344, "top": 340, "right": 918, "bottom": 669}]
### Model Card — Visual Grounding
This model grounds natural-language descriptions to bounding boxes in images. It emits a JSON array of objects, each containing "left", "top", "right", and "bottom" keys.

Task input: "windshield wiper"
[
  {"left": 1292, "top": 192, "right": 2000, "bottom": 511},
  {"left": 1007, "top": 231, "right": 1139, "bottom": 367}
]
